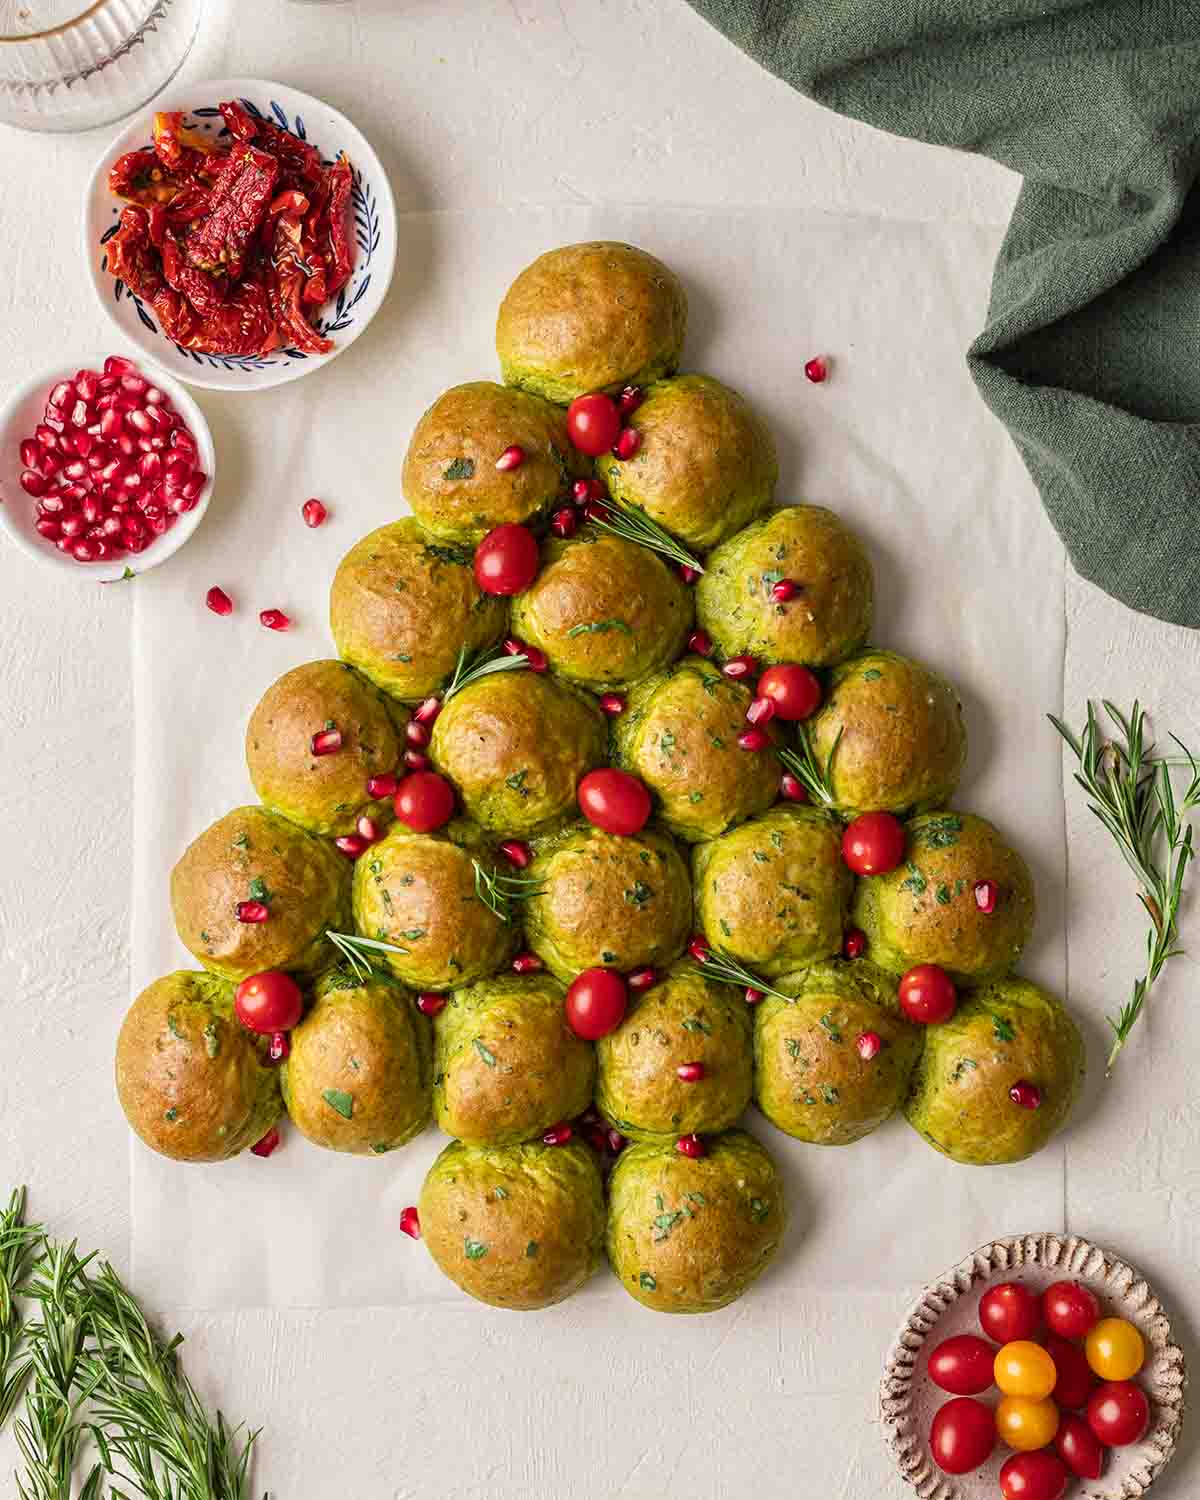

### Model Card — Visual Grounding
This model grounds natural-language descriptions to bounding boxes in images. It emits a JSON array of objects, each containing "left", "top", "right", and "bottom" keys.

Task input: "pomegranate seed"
[
  {"left": 583, "top": 1124, "right": 610, "bottom": 1154},
  {"left": 495, "top": 444, "right": 524, "bottom": 471},
  {"left": 39, "top": 493, "right": 65, "bottom": 514},
  {"left": 72, "top": 431, "right": 96, "bottom": 458},
  {"left": 367, "top": 772, "right": 399, "bottom": 799},
  {"left": 542, "top": 1122, "right": 573, "bottom": 1146},
  {"left": 171, "top": 429, "right": 197, "bottom": 456},
  {"left": 578, "top": 1105, "right": 602, "bottom": 1128},
  {"left": 35, "top": 518, "right": 62, "bottom": 541},
  {"left": 74, "top": 369, "right": 100, "bottom": 401},
  {"left": 102, "top": 515, "right": 122, "bottom": 537},
  {"left": 82, "top": 497, "right": 102, "bottom": 525},
  {"left": 1010, "top": 1080, "right": 1042, "bottom": 1110},
  {"left": 312, "top": 727, "right": 344, "bottom": 756},
  {"left": 268, "top": 1031, "right": 290, "bottom": 1064},
  {"left": 40, "top": 452, "right": 63, "bottom": 478},
  {"left": 60, "top": 515, "right": 85, "bottom": 538},
  {"left": 144, "top": 385, "right": 168, "bottom": 406},
  {"left": 500, "top": 840, "right": 532, "bottom": 869},
  {"left": 48, "top": 381, "right": 74, "bottom": 409},
  {"left": 502, "top": 636, "right": 525, "bottom": 657},
  {"left": 721, "top": 654, "right": 758, "bottom": 681},
  {"left": 180, "top": 472, "right": 206, "bottom": 501},
  {"left": 116, "top": 430, "right": 136, "bottom": 458},
  {"left": 416, "top": 992, "right": 446, "bottom": 1017},
  {"left": 598, "top": 692, "right": 626, "bottom": 717},
  {"left": 126, "top": 407, "right": 153, "bottom": 436},
  {"left": 70, "top": 400, "right": 92, "bottom": 428},
  {"left": 104, "top": 356, "right": 135, "bottom": 377},
  {"left": 334, "top": 835, "right": 369, "bottom": 859},
  {"left": 606, "top": 1129, "right": 627, "bottom": 1154},
  {"left": 843, "top": 928, "right": 868, "bottom": 960},
  {"left": 72, "top": 539, "right": 99, "bottom": 562},
  {"left": 167, "top": 493, "right": 196, "bottom": 517},
  {"left": 618, "top": 385, "right": 644, "bottom": 416},
  {"left": 677, "top": 1061, "right": 705, "bottom": 1083},
  {"left": 356, "top": 815, "right": 379, "bottom": 843},
  {"left": 678, "top": 564, "right": 700, "bottom": 585},
  {"left": 19, "top": 438, "right": 39, "bottom": 468},
  {"left": 688, "top": 934, "right": 711, "bottom": 963},
  {"left": 687, "top": 629, "right": 713, "bottom": 657},
  {"left": 771, "top": 579, "right": 799, "bottom": 603},
  {"left": 122, "top": 469, "right": 143, "bottom": 492},
  {"left": 551, "top": 507, "right": 578, "bottom": 539},
  {"left": 403, "top": 749, "right": 431, "bottom": 772},
  {"left": 804, "top": 356, "right": 829, "bottom": 384},
  {"left": 582, "top": 497, "right": 611, "bottom": 523},
  {"left": 413, "top": 696, "right": 442, "bottom": 725},
  {"left": 613, "top": 427, "right": 641, "bottom": 461},
  {"left": 302, "top": 497, "right": 328, "bottom": 528},
  {"left": 504, "top": 636, "right": 547, "bottom": 672},
  {"left": 120, "top": 374, "right": 149, "bottom": 397},
  {"left": 86, "top": 449, "right": 108, "bottom": 471},
  {"left": 974, "top": 879, "right": 999, "bottom": 914},
  {"left": 746, "top": 695, "right": 776, "bottom": 727},
  {"left": 572, "top": 478, "right": 606, "bottom": 504},
  {"left": 676, "top": 1133, "right": 706, "bottom": 1159},
  {"left": 399, "top": 1206, "right": 422, "bottom": 1239},
  {"left": 780, "top": 772, "right": 808, "bottom": 803},
  {"left": 627, "top": 966, "right": 657, "bottom": 991},
  {"left": 19, "top": 469, "right": 47, "bottom": 497},
  {"left": 250, "top": 1127, "right": 281, "bottom": 1158},
  {"left": 738, "top": 728, "right": 770, "bottom": 752},
  {"left": 62, "top": 458, "right": 89, "bottom": 481},
  {"left": 512, "top": 952, "right": 544, "bottom": 975},
  {"left": 205, "top": 586, "right": 233, "bottom": 616},
  {"left": 856, "top": 1031, "right": 882, "bottom": 1061},
  {"left": 236, "top": 901, "right": 270, "bottom": 923},
  {"left": 260, "top": 609, "right": 291, "bottom": 631},
  {"left": 744, "top": 986, "right": 765, "bottom": 1005},
  {"left": 405, "top": 720, "right": 431, "bottom": 749}
]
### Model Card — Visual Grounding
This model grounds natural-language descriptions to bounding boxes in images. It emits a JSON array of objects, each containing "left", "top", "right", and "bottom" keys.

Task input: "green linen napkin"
[{"left": 683, "top": 0, "right": 1200, "bottom": 627}]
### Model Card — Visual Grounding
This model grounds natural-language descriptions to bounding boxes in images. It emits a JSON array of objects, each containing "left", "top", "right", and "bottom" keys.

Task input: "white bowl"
[
  {"left": 0, "top": 355, "right": 215, "bottom": 583},
  {"left": 83, "top": 77, "right": 396, "bottom": 392},
  {"left": 880, "top": 1233, "right": 1186, "bottom": 1499}
]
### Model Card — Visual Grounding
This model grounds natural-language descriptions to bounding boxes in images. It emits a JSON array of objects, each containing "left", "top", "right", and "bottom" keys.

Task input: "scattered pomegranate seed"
[
  {"left": 413, "top": 697, "right": 442, "bottom": 725},
  {"left": 804, "top": 356, "right": 829, "bottom": 384},
  {"left": 399, "top": 1206, "right": 422, "bottom": 1239},
  {"left": 676, "top": 1133, "right": 706, "bottom": 1159},
  {"left": 403, "top": 750, "right": 431, "bottom": 772},
  {"left": 738, "top": 728, "right": 770, "bottom": 752},
  {"left": 1010, "top": 1080, "right": 1042, "bottom": 1110},
  {"left": 356, "top": 815, "right": 380, "bottom": 843},
  {"left": 542, "top": 1122, "right": 573, "bottom": 1146},
  {"left": 856, "top": 1031, "right": 881, "bottom": 1062},
  {"left": 495, "top": 444, "right": 525, "bottom": 471},
  {"left": 721, "top": 654, "right": 758, "bottom": 681},
  {"left": 367, "top": 773, "right": 399, "bottom": 799},
  {"left": 500, "top": 840, "right": 532, "bottom": 869},
  {"left": 744, "top": 986, "right": 765, "bottom": 1005},
  {"left": 572, "top": 478, "right": 607, "bottom": 505},
  {"left": 236, "top": 901, "right": 270, "bottom": 923},
  {"left": 312, "top": 727, "right": 344, "bottom": 756},
  {"left": 268, "top": 1031, "right": 290, "bottom": 1064},
  {"left": 627, "top": 966, "right": 657, "bottom": 991},
  {"left": 618, "top": 385, "right": 644, "bottom": 416},
  {"left": 598, "top": 693, "right": 626, "bottom": 717},
  {"left": 334, "top": 835, "right": 369, "bottom": 859},
  {"left": 688, "top": 934, "right": 711, "bottom": 963},
  {"left": 613, "top": 427, "right": 641, "bottom": 461},
  {"left": 677, "top": 1062, "right": 705, "bottom": 1083},
  {"left": 512, "top": 952, "right": 544, "bottom": 975},
  {"left": 507, "top": 638, "right": 547, "bottom": 672},
  {"left": 582, "top": 497, "right": 611, "bottom": 524},
  {"left": 551, "top": 507, "right": 578, "bottom": 539},
  {"left": 302, "top": 497, "right": 328, "bottom": 528},
  {"left": 582, "top": 1124, "right": 609, "bottom": 1154},
  {"left": 770, "top": 579, "right": 799, "bottom": 603},
  {"left": 250, "top": 1128, "right": 281, "bottom": 1158},
  {"left": 606, "top": 1128, "right": 627, "bottom": 1155},
  {"left": 843, "top": 928, "right": 868, "bottom": 960},
  {"left": 406, "top": 720, "right": 431, "bottom": 749},
  {"left": 779, "top": 772, "right": 808, "bottom": 803},
  {"left": 687, "top": 629, "right": 714, "bottom": 657},
  {"left": 678, "top": 564, "right": 700, "bottom": 585},
  {"left": 746, "top": 696, "right": 776, "bottom": 727},
  {"left": 260, "top": 609, "right": 291, "bottom": 631},
  {"left": 974, "top": 879, "right": 999, "bottom": 914},
  {"left": 416, "top": 992, "right": 447, "bottom": 1017}
]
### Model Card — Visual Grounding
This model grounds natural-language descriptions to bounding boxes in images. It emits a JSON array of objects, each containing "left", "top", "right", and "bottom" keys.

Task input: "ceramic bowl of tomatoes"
[
  {"left": 880, "top": 1233, "right": 1185, "bottom": 1500},
  {"left": 83, "top": 78, "right": 396, "bottom": 393}
]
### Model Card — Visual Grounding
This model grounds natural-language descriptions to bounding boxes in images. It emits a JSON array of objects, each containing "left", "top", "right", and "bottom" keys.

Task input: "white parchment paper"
[{"left": 131, "top": 205, "right": 1067, "bottom": 1308}]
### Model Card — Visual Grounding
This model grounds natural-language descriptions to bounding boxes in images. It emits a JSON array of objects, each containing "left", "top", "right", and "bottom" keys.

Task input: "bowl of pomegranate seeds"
[
  {"left": 84, "top": 78, "right": 396, "bottom": 392},
  {"left": 0, "top": 354, "right": 215, "bottom": 580}
]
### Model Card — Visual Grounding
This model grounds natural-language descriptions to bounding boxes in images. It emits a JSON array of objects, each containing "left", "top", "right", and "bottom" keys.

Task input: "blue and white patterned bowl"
[{"left": 83, "top": 78, "right": 396, "bottom": 392}]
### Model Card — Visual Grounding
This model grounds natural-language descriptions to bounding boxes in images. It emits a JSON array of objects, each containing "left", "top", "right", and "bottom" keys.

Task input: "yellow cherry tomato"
[
  {"left": 1086, "top": 1317, "right": 1145, "bottom": 1381},
  {"left": 995, "top": 1394, "right": 1060, "bottom": 1452},
  {"left": 994, "top": 1340, "right": 1058, "bottom": 1400}
]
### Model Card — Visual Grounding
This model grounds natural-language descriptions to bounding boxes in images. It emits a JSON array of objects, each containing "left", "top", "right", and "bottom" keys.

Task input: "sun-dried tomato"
[
  {"left": 268, "top": 211, "right": 334, "bottom": 355},
  {"left": 220, "top": 99, "right": 259, "bottom": 143},
  {"left": 324, "top": 155, "right": 355, "bottom": 297},
  {"left": 161, "top": 229, "right": 227, "bottom": 318},
  {"left": 108, "top": 148, "right": 177, "bottom": 207},
  {"left": 184, "top": 142, "right": 278, "bottom": 280},
  {"left": 105, "top": 206, "right": 164, "bottom": 300},
  {"left": 152, "top": 111, "right": 217, "bottom": 176}
]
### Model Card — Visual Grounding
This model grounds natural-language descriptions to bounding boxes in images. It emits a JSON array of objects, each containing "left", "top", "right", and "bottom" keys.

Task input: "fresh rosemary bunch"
[
  {"left": 471, "top": 859, "right": 545, "bottom": 924},
  {"left": 1049, "top": 700, "right": 1200, "bottom": 1073},
  {"left": 777, "top": 727, "right": 842, "bottom": 809},
  {"left": 442, "top": 642, "right": 528, "bottom": 702},
  {"left": 585, "top": 500, "right": 704, "bottom": 576},
  {"left": 326, "top": 928, "right": 410, "bottom": 982},
  {"left": 688, "top": 945, "right": 791, "bottom": 1003},
  {"left": 0, "top": 1188, "right": 37, "bottom": 1429}
]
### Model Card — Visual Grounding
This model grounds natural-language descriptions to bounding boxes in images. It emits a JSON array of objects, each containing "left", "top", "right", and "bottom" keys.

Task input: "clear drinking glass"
[{"left": 0, "top": 0, "right": 204, "bottom": 133}]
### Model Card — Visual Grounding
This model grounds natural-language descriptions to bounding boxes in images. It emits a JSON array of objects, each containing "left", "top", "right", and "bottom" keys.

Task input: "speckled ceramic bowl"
[{"left": 880, "top": 1234, "right": 1185, "bottom": 1499}]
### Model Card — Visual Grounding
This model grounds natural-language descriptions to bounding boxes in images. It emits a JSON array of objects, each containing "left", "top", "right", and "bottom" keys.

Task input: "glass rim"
[{"left": 0, "top": 0, "right": 127, "bottom": 44}]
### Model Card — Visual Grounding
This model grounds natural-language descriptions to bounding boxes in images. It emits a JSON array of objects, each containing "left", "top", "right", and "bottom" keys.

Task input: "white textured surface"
[{"left": 1, "top": 1, "right": 1198, "bottom": 1496}]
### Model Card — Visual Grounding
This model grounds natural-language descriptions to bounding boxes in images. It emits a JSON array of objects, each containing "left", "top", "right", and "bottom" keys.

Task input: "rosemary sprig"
[
  {"left": 1049, "top": 700, "right": 1200, "bottom": 1073},
  {"left": 1, "top": 1187, "right": 38, "bottom": 1430},
  {"left": 688, "top": 947, "right": 792, "bottom": 1002},
  {"left": 777, "top": 727, "right": 842, "bottom": 809},
  {"left": 586, "top": 500, "right": 704, "bottom": 576},
  {"left": 442, "top": 642, "right": 528, "bottom": 702},
  {"left": 471, "top": 859, "right": 545, "bottom": 924},
  {"left": 326, "top": 928, "right": 410, "bottom": 982}
]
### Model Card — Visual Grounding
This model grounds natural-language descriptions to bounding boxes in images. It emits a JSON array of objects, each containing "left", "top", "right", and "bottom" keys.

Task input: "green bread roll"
[
  {"left": 807, "top": 649, "right": 967, "bottom": 815},
  {"left": 115, "top": 971, "right": 281, "bottom": 1163},
  {"left": 696, "top": 505, "right": 873, "bottom": 667},
  {"left": 419, "top": 1138, "right": 606, "bottom": 1309},
  {"left": 904, "top": 976, "right": 1085, "bottom": 1165},
  {"left": 496, "top": 241, "right": 687, "bottom": 404},
  {"left": 595, "top": 374, "right": 777, "bottom": 551},
  {"left": 432, "top": 973, "right": 595, "bottom": 1145},
  {"left": 753, "top": 960, "right": 923, "bottom": 1145},
  {"left": 693, "top": 805, "right": 852, "bottom": 976},
  {"left": 606, "top": 1130, "right": 786, "bottom": 1314},
  {"left": 852, "top": 811, "right": 1036, "bottom": 982}
]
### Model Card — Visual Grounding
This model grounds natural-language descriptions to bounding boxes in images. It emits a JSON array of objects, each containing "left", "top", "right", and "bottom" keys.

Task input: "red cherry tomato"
[
  {"left": 473, "top": 524, "right": 540, "bottom": 596},
  {"left": 1087, "top": 1380, "right": 1150, "bottom": 1447},
  {"left": 841, "top": 811, "right": 905, "bottom": 875},
  {"left": 234, "top": 971, "right": 303, "bottom": 1034},
  {"left": 929, "top": 1397, "right": 996, "bottom": 1475},
  {"left": 565, "top": 968, "right": 628, "bottom": 1040},
  {"left": 565, "top": 393, "right": 622, "bottom": 457},
  {"left": 898, "top": 964, "right": 957, "bottom": 1025},
  {"left": 979, "top": 1282, "right": 1041, "bottom": 1344},
  {"left": 393, "top": 771, "right": 456, "bottom": 832},
  {"left": 998, "top": 1450, "right": 1070, "bottom": 1500},
  {"left": 1054, "top": 1412, "right": 1105, "bottom": 1480},
  {"left": 1043, "top": 1279, "right": 1101, "bottom": 1339},
  {"left": 756, "top": 663, "right": 822, "bottom": 722},
  {"left": 1044, "top": 1333, "right": 1097, "bottom": 1410},
  {"left": 577, "top": 768, "right": 651, "bottom": 836},
  {"left": 928, "top": 1335, "right": 996, "bottom": 1396}
]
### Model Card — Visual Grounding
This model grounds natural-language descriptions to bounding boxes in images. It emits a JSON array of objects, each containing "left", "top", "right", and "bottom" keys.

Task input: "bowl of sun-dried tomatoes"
[{"left": 84, "top": 78, "right": 396, "bottom": 392}]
